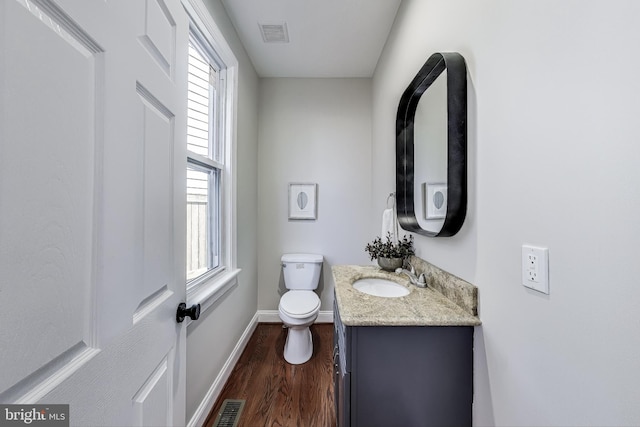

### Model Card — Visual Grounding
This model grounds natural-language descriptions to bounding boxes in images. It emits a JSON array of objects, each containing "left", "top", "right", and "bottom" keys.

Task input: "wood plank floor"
[{"left": 204, "top": 323, "right": 336, "bottom": 427}]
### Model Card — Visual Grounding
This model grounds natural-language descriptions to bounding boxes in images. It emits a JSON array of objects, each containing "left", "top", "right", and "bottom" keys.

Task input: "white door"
[{"left": 0, "top": 0, "right": 190, "bottom": 425}]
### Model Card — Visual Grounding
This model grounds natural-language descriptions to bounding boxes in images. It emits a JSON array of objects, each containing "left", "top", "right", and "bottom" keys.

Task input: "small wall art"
[
  {"left": 423, "top": 182, "right": 447, "bottom": 220},
  {"left": 288, "top": 183, "right": 317, "bottom": 220}
]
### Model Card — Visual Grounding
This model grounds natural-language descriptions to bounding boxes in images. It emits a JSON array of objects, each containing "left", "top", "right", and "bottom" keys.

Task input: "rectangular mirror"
[{"left": 396, "top": 52, "right": 467, "bottom": 237}]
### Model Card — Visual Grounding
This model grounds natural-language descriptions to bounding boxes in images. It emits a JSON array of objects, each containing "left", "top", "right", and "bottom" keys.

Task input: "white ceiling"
[{"left": 220, "top": 0, "right": 402, "bottom": 78}]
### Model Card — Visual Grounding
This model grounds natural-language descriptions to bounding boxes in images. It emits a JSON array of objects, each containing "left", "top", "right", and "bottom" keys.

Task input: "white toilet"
[{"left": 278, "top": 253, "right": 323, "bottom": 364}]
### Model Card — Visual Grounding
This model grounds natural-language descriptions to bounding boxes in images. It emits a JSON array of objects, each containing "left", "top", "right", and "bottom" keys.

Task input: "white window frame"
[
  {"left": 186, "top": 33, "right": 222, "bottom": 280},
  {"left": 183, "top": 0, "right": 240, "bottom": 313}
]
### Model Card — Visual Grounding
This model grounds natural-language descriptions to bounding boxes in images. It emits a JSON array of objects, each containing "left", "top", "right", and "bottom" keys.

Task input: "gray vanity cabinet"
[{"left": 333, "top": 302, "right": 474, "bottom": 427}]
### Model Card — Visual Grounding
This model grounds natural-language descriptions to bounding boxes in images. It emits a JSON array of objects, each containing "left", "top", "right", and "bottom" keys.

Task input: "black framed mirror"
[{"left": 396, "top": 52, "right": 467, "bottom": 237}]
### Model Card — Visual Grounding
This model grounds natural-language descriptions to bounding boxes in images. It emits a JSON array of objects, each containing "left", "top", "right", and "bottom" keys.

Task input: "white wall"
[
  {"left": 373, "top": 1, "right": 640, "bottom": 425},
  {"left": 185, "top": 0, "right": 259, "bottom": 421},
  {"left": 257, "top": 78, "right": 373, "bottom": 310}
]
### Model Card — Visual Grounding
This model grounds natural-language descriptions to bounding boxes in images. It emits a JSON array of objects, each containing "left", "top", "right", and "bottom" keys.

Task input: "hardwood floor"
[{"left": 204, "top": 323, "right": 336, "bottom": 427}]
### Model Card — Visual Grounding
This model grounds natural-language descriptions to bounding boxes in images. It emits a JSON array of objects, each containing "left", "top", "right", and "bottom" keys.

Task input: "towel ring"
[{"left": 386, "top": 192, "right": 395, "bottom": 208}]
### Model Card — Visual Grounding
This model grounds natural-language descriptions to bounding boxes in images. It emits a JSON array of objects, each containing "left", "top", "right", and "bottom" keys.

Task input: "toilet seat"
[{"left": 279, "top": 291, "right": 320, "bottom": 319}]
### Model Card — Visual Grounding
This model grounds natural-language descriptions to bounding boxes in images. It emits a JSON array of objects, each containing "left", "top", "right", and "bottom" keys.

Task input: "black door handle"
[{"left": 176, "top": 302, "right": 200, "bottom": 323}]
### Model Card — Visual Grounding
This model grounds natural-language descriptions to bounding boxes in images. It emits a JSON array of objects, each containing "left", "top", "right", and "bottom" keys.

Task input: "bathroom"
[
  {"left": 2, "top": 0, "right": 639, "bottom": 426},
  {"left": 190, "top": 1, "right": 640, "bottom": 425}
]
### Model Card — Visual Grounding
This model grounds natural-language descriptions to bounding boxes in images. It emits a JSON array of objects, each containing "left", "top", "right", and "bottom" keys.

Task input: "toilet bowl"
[
  {"left": 279, "top": 290, "right": 321, "bottom": 364},
  {"left": 279, "top": 253, "right": 323, "bottom": 364}
]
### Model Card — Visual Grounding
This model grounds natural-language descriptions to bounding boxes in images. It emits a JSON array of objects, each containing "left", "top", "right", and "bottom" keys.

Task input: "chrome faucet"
[{"left": 395, "top": 263, "right": 427, "bottom": 288}]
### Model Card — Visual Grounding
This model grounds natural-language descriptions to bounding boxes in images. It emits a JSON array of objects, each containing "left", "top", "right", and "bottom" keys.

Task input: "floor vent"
[{"left": 212, "top": 399, "right": 245, "bottom": 427}]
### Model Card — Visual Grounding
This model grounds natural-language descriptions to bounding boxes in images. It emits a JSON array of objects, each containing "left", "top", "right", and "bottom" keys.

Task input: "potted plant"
[{"left": 365, "top": 233, "right": 415, "bottom": 271}]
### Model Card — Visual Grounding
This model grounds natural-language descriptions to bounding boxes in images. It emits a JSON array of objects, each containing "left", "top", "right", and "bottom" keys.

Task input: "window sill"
[{"left": 187, "top": 268, "right": 241, "bottom": 317}]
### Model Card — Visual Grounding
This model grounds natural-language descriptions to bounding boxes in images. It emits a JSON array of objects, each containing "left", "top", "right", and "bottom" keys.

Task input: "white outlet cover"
[{"left": 522, "top": 245, "right": 549, "bottom": 294}]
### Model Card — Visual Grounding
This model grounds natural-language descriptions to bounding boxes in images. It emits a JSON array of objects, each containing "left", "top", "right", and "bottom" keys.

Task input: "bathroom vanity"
[{"left": 332, "top": 264, "right": 480, "bottom": 427}]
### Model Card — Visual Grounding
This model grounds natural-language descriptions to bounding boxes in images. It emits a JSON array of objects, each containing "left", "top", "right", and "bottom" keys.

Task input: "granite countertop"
[{"left": 332, "top": 265, "right": 481, "bottom": 327}]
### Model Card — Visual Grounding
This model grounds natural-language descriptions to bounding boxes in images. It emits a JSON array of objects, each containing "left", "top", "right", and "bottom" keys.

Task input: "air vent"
[
  {"left": 259, "top": 22, "right": 289, "bottom": 43},
  {"left": 212, "top": 399, "right": 245, "bottom": 427}
]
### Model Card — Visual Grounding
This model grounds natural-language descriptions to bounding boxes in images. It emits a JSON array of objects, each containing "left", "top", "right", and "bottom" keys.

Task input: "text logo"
[{"left": 0, "top": 405, "right": 69, "bottom": 427}]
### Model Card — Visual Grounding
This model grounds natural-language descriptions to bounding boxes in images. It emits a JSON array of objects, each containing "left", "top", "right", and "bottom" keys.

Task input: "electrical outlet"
[
  {"left": 525, "top": 252, "right": 539, "bottom": 282},
  {"left": 522, "top": 245, "right": 549, "bottom": 294}
]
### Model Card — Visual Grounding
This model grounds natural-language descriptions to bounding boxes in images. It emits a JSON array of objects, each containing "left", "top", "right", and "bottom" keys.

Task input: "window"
[
  {"left": 186, "top": 30, "right": 231, "bottom": 288},
  {"left": 186, "top": 163, "right": 219, "bottom": 280},
  {"left": 183, "top": 0, "right": 239, "bottom": 309}
]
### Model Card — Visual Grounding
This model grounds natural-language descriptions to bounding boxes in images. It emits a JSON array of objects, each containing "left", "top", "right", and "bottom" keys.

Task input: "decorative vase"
[{"left": 377, "top": 257, "right": 403, "bottom": 272}]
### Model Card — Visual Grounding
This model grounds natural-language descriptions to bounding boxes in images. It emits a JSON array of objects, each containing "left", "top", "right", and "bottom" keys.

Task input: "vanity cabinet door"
[{"left": 351, "top": 326, "right": 473, "bottom": 427}]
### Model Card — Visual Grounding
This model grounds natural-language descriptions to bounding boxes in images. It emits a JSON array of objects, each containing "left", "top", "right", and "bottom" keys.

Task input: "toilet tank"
[{"left": 281, "top": 253, "right": 324, "bottom": 290}]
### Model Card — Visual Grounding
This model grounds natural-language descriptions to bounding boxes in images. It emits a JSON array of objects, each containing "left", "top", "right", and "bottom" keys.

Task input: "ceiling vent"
[{"left": 259, "top": 22, "right": 289, "bottom": 43}]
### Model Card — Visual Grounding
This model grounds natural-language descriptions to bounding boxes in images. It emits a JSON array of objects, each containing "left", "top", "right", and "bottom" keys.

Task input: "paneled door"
[{"left": 0, "top": 0, "right": 189, "bottom": 425}]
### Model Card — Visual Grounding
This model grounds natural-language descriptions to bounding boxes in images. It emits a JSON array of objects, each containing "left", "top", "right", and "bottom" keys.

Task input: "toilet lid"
[{"left": 280, "top": 291, "right": 320, "bottom": 318}]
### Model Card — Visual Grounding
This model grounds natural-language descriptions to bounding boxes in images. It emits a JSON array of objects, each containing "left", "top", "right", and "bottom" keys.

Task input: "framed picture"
[
  {"left": 423, "top": 182, "right": 447, "bottom": 220},
  {"left": 288, "top": 183, "right": 317, "bottom": 220}
]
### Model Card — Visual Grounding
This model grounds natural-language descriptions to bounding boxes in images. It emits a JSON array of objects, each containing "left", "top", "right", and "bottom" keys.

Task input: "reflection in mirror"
[
  {"left": 396, "top": 52, "right": 467, "bottom": 237},
  {"left": 414, "top": 70, "right": 447, "bottom": 233}
]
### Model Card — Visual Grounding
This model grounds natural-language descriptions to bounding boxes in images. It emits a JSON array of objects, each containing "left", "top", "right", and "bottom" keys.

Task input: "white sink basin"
[{"left": 352, "top": 278, "right": 410, "bottom": 298}]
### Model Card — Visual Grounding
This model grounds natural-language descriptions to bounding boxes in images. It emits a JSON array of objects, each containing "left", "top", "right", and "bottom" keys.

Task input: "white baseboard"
[
  {"left": 187, "top": 312, "right": 259, "bottom": 427},
  {"left": 257, "top": 309, "right": 334, "bottom": 323},
  {"left": 186, "top": 309, "right": 334, "bottom": 427}
]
